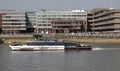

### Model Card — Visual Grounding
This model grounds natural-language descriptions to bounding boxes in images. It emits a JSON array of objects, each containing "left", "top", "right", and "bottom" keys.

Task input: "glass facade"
[
  {"left": 26, "top": 12, "right": 36, "bottom": 32},
  {"left": 0, "top": 10, "right": 87, "bottom": 34},
  {"left": 36, "top": 10, "right": 87, "bottom": 33}
]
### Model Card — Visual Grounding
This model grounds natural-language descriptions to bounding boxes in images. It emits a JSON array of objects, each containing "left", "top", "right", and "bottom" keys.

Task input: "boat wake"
[{"left": 92, "top": 47, "right": 120, "bottom": 51}]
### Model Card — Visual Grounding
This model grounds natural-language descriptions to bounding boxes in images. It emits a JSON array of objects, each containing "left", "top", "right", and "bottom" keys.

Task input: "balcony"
[
  {"left": 93, "top": 26, "right": 120, "bottom": 30},
  {"left": 52, "top": 24, "right": 82, "bottom": 26},
  {"left": 92, "top": 21, "right": 120, "bottom": 26},
  {"left": 94, "top": 15, "right": 120, "bottom": 22},
  {"left": 94, "top": 10, "right": 120, "bottom": 17}
]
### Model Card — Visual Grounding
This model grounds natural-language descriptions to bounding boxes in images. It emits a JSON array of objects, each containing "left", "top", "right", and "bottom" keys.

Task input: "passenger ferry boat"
[{"left": 9, "top": 41, "right": 92, "bottom": 51}]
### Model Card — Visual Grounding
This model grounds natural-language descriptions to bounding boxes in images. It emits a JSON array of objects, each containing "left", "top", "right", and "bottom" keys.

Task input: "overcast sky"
[{"left": 0, "top": 0, "right": 120, "bottom": 11}]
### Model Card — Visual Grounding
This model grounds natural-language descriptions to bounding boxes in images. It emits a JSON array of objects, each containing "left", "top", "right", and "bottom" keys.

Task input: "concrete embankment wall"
[
  {"left": 55, "top": 33, "right": 120, "bottom": 43},
  {"left": 0, "top": 34, "right": 35, "bottom": 44},
  {"left": 3, "top": 38, "right": 35, "bottom": 44},
  {"left": 1, "top": 34, "right": 120, "bottom": 44},
  {"left": 57, "top": 36, "right": 120, "bottom": 44}
]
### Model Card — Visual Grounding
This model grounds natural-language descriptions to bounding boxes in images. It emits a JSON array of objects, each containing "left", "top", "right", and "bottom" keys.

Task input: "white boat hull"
[{"left": 9, "top": 45, "right": 65, "bottom": 51}]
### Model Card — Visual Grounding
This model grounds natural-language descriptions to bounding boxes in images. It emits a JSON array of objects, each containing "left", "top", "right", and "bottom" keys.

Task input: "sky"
[{"left": 0, "top": 0, "right": 120, "bottom": 11}]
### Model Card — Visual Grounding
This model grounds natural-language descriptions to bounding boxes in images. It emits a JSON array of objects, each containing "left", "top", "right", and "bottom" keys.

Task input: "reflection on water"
[
  {"left": 11, "top": 51, "right": 65, "bottom": 54},
  {"left": 1, "top": 44, "right": 120, "bottom": 71}
]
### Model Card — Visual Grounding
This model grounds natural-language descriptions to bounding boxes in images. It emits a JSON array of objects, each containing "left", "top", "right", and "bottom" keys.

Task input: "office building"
[
  {"left": 0, "top": 13, "right": 4, "bottom": 33},
  {"left": 2, "top": 10, "right": 26, "bottom": 34},
  {"left": 0, "top": 10, "right": 15, "bottom": 33},
  {"left": 36, "top": 10, "right": 87, "bottom": 33},
  {"left": 1, "top": 8, "right": 120, "bottom": 34},
  {"left": 88, "top": 8, "right": 120, "bottom": 33}
]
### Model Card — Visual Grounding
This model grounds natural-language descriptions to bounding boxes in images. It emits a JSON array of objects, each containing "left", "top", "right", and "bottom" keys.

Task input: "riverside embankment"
[
  {"left": 1, "top": 34, "right": 120, "bottom": 44},
  {"left": 0, "top": 35, "right": 35, "bottom": 44},
  {"left": 58, "top": 37, "right": 120, "bottom": 44}
]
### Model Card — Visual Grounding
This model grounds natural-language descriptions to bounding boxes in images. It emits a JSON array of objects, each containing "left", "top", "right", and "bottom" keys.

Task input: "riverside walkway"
[
  {"left": 1, "top": 32, "right": 120, "bottom": 38},
  {"left": 1, "top": 32, "right": 120, "bottom": 44},
  {"left": 56, "top": 32, "right": 120, "bottom": 38}
]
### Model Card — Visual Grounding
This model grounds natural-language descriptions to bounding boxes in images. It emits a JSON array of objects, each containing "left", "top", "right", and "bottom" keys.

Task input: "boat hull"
[
  {"left": 9, "top": 45, "right": 65, "bottom": 51},
  {"left": 9, "top": 41, "right": 92, "bottom": 51},
  {"left": 9, "top": 45, "right": 92, "bottom": 51},
  {"left": 65, "top": 47, "right": 92, "bottom": 50}
]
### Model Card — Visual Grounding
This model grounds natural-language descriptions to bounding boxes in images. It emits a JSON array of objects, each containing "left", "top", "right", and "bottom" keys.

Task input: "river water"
[{"left": 0, "top": 44, "right": 120, "bottom": 71}]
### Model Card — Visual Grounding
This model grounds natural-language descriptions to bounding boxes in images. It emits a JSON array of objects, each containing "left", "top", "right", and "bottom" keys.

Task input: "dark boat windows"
[
  {"left": 27, "top": 41, "right": 80, "bottom": 47},
  {"left": 27, "top": 41, "right": 64, "bottom": 46}
]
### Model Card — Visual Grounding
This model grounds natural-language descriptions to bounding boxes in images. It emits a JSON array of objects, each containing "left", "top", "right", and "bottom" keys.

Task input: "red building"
[{"left": 51, "top": 20, "right": 87, "bottom": 33}]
